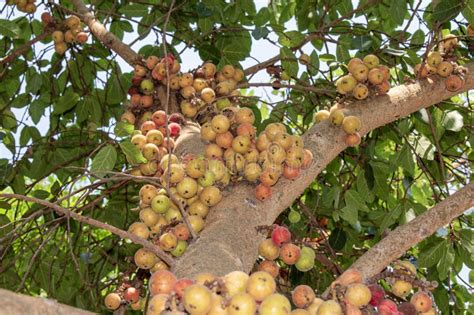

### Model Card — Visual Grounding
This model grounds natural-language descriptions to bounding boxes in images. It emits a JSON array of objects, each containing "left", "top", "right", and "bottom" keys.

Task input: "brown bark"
[
  {"left": 172, "top": 64, "right": 474, "bottom": 278},
  {"left": 0, "top": 289, "right": 95, "bottom": 315},
  {"left": 70, "top": 0, "right": 140, "bottom": 65},
  {"left": 349, "top": 182, "right": 474, "bottom": 280}
]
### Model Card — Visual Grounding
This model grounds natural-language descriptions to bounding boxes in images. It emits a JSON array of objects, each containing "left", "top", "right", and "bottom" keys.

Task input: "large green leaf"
[
  {"left": 53, "top": 90, "right": 80, "bottom": 114},
  {"left": 90, "top": 145, "right": 117, "bottom": 178},
  {"left": 119, "top": 140, "right": 147, "bottom": 165},
  {"left": 0, "top": 19, "right": 22, "bottom": 38},
  {"left": 418, "top": 238, "right": 447, "bottom": 268}
]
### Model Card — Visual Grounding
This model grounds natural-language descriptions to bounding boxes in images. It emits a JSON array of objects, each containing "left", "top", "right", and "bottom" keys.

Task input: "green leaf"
[
  {"left": 463, "top": 0, "right": 474, "bottom": 25},
  {"left": 118, "top": 4, "right": 148, "bottom": 17},
  {"left": 411, "top": 30, "right": 425, "bottom": 46},
  {"left": 0, "top": 19, "right": 22, "bottom": 38},
  {"left": 280, "top": 47, "right": 298, "bottom": 78},
  {"left": 432, "top": 0, "right": 463, "bottom": 23},
  {"left": 278, "top": 31, "right": 305, "bottom": 48},
  {"left": 379, "top": 204, "right": 402, "bottom": 232},
  {"left": 328, "top": 228, "right": 346, "bottom": 250},
  {"left": 254, "top": 7, "right": 270, "bottom": 26},
  {"left": 252, "top": 27, "right": 269, "bottom": 40},
  {"left": 442, "top": 111, "right": 464, "bottom": 132},
  {"left": 90, "top": 145, "right": 117, "bottom": 178},
  {"left": 413, "top": 135, "right": 435, "bottom": 160},
  {"left": 345, "top": 189, "right": 369, "bottom": 212},
  {"left": 418, "top": 238, "right": 447, "bottom": 268},
  {"left": 351, "top": 35, "right": 373, "bottom": 51},
  {"left": 119, "top": 140, "right": 147, "bottom": 165},
  {"left": 356, "top": 171, "right": 374, "bottom": 203},
  {"left": 436, "top": 243, "right": 454, "bottom": 280},
  {"left": 339, "top": 206, "right": 358, "bottom": 225},
  {"left": 114, "top": 121, "right": 135, "bottom": 137},
  {"left": 53, "top": 90, "right": 80, "bottom": 114},
  {"left": 389, "top": 0, "right": 407, "bottom": 25},
  {"left": 221, "top": 43, "right": 248, "bottom": 63}
]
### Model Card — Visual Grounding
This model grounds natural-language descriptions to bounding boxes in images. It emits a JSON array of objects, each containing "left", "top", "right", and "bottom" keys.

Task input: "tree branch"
[
  {"left": 0, "top": 289, "right": 94, "bottom": 315},
  {"left": 172, "top": 63, "right": 474, "bottom": 278},
  {"left": 70, "top": 0, "right": 140, "bottom": 65},
  {"left": 349, "top": 182, "right": 474, "bottom": 280},
  {"left": 0, "top": 193, "right": 175, "bottom": 266}
]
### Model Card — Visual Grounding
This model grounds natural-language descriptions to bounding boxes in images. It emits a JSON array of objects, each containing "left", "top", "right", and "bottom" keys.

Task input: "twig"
[{"left": 0, "top": 193, "right": 175, "bottom": 266}]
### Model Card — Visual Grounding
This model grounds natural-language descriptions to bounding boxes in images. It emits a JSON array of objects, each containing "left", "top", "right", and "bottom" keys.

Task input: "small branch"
[
  {"left": 0, "top": 193, "right": 175, "bottom": 266},
  {"left": 70, "top": 0, "right": 141, "bottom": 65},
  {"left": 349, "top": 182, "right": 474, "bottom": 280},
  {"left": 0, "top": 29, "right": 54, "bottom": 67}
]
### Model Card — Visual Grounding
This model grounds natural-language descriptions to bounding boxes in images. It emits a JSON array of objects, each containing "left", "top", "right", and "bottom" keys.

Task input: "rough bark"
[
  {"left": 70, "top": 0, "right": 140, "bottom": 65},
  {"left": 172, "top": 64, "right": 474, "bottom": 278},
  {"left": 0, "top": 289, "right": 95, "bottom": 315},
  {"left": 349, "top": 182, "right": 474, "bottom": 280}
]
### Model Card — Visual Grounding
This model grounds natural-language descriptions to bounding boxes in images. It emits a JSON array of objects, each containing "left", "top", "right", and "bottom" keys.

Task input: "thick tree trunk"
[
  {"left": 0, "top": 289, "right": 95, "bottom": 315},
  {"left": 172, "top": 65, "right": 474, "bottom": 278}
]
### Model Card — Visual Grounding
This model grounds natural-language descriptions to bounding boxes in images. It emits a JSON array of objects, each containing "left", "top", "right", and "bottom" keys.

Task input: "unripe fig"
[
  {"left": 345, "top": 283, "right": 372, "bottom": 307},
  {"left": 368, "top": 68, "right": 384, "bottom": 85},
  {"left": 183, "top": 284, "right": 212, "bottom": 315},
  {"left": 437, "top": 61, "right": 453, "bottom": 77},
  {"left": 259, "top": 293, "right": 291, "bottom": 315},
  {"left": 351, "top": 63, "right": 369, "bottom": 82},
  {"left": 209, "top": 293, "right": 227, "bottom": 315},
  {"left": 363, "top": 54, "right": 380, "bottom": 69},
  {"left": 149, "top": 270, "right": 177, "bottom": 295},
  {"left": 199, "top": 186, "right": 222, "bottom": 206},
  {"left": 193, "top": 78, "right": 207, "bottom": 92},
  {"left": 329, "top": 109, "right": 345, "bottom": 126},
  {"left": 282, "top": 165, "right": 301, "bottom": 180},
  {"left": 177, "top": 176, "right": 198, "bottom": 198},
  {"left": 201, "top": 87, "right": 216, "bottom": 103},
  {"left": 222, "top": 64, "right": 236, "bottom": 78},
  {"left": 104, "top": 292, "right": 122, "bottom": 310},
  {"left": 159, "top": 232, "right": 178, "bottom": 251},
  {"left": 443, "top": 34, "right": 458, "bottom": 50},
  {"left": 140, "top": 208, "right": 160, "bottom": 227},
  {"left": 173, "top": 278, "right": 194, "bottom": 299},
  {"left": 151, "top": 194, "right": 171, "bottom": 213},
  {"left": 391, "top": 280, "right": 412, "bottom": 298},
  {"left": 134, "top": 248, "right": 157, "bottom": 269},
  {"left": 128, "top": 222, "right": 150, "bottom": 239},
  {"left": 76, "top": 32, "right": 88, "bottom": 44},
  {"left": 306, "top": 298, "right": 324, "bottom": 315},
  {"left": 140, "top": 120, "right": 156, "bottom": 135},
  {"left": 202, "top": 62, "right": 217, "bottom": 78},
  {"left": 246, "top": 271, "right": 276, "bottom": 301},
  {"left": 342, "top": 116, "right": 361, "bottom": 134},
  {"left": 353, "top": 83, "right": 369, "bottom": 100},
  {"left": 235, "top": 107, "right": 255, "bottom": 124},
  {"left": 427, "top": 51, "right": 442, "bottom": 68},
  {"left": 52, "top": 30, "right": 65, "bottom": 43},
  {"left": 211, "top": 114, "right": 231, "bottom": 134},
  {"left": 181, "top": 86, "right": 196, "bottom": 98},
  {"left": 410, "top": 291, "right": 432, "bottom": 312},
  {"left": 394, "top": 260, "right": 416, "bottom": 275},
  {"left": 258, "top": 260, "right": 280, "bottom": 278},
  {"left": 228, "top": 293, "right": 257, "bottom": 315},
  {"left": 259, "top": 239, "right": 280, "bottom": 260},
  {"left": 188, "top": 215, "right": 205, "bottom": 233},
  {"left": 170, "top": 240, "right": 188, "bottom": 257},
  {"left": 54, "top": 42, "right": 68, "bottom": 55},
  {"left": 224, "top": 271, "right": 249, "bottom": 296},
  {"left": 336, "top": 75, "right": 357, "bottom": 94},
  {"left": 302, "top": 149, "right": 313, "bottom": 169},
  {"left": 315, "top": 300, "right": 342, "bottom": 315},
  {"left": 194, "top": 273, "right": 216, "bottom": 286},
  {"left": 189, "top": 200, "right": 210, "bottom": 218},
  {"left": 279, "top": 243, "right": 301, "bottom": 264},
  {"left": 292, "top": 285, "right": 315, "bottom": 308},
  {"left": 147, "top": 294, "right": 169, "bottom": 315},
  {"left": 314, "top": 110, "right": 330, "bottom": 122}
]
